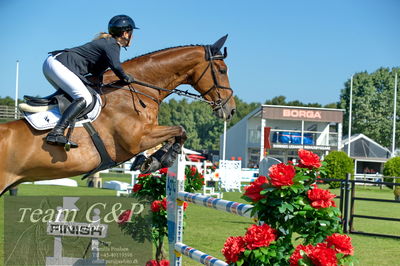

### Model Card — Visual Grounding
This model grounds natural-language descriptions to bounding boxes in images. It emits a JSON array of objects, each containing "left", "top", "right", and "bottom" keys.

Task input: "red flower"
[
  {"left": 244, "top": 224, "right": 276, "bottom": 250},
  {"left": 290, "top": 244, "right": 313, "bottom": 266},
  {"left": 151, "top": 200, "right": 162, "bottom": 212},
  {"left": 117, "top": 210, "right": 132, "bottom": 224},
  {"left": 159, "top": 260, "right": 170, "bottom": 266},
  {"left": 146, "top": 260, "right": 169, "bottom": 266},
  {"left": 307, "top": 243, "right": 338, "bottom": 266},
  {"left": 138, "top": 173, "right": 151, "bottom": 178},
  {"left": 290, "top": 243, "right": 337, "bottom": 266},
  {"left": 161, "top": 197, "right": 167, "bottom": 210},
  {"left": 326, "top": 233, "right": 354, "bottom": 255},
  {"left": 146, "top": 260, "right": 158, "bottom": 266},
  {"left": 268, "top": 163, "right": 296, "bottom": 187},
  {"left": 190, "top": 166, "right": 197, "bottom": 176},
  {"left": 132, "top": 183, "right": 143, "bottom": 193},
  {"left": 307, "top": 187, "right": 336, "bottom": 209},
  {"left": 221, "top": 236, "right": 246, "bottom": 264},
  {"left": 243, "top": 176, "right": 269, "bottom": 202},
  {"left": 298, "top": 149, "right": 322, "bottom": 169},
  {"left": 159, "top": 168, "right": 168, "bottom": 175},
  {"left": 183, "top": 201, "right": 188, "bottom": 211}
]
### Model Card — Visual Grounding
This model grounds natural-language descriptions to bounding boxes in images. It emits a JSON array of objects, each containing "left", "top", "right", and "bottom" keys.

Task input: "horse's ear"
[{"left": 210, "top": 34, "right": 228, "bottom": 55}]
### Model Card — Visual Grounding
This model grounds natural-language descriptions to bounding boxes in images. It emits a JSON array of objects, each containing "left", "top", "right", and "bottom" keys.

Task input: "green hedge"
[
  {"left": 383, "top": 157, "right": 400, "bottom": 188},
  {"left": 323, "top": 151, "right": 354, "bottom": 188}
]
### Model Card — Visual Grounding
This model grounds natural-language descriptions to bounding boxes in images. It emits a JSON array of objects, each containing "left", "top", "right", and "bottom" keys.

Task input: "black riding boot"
[{"left": 46, "top": 97, "right": 86, "bottom": 148}]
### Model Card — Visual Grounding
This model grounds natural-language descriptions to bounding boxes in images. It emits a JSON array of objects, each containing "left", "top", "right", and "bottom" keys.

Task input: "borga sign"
[{"left": 283, "top": 109, "right": 322, "bottom": 119}]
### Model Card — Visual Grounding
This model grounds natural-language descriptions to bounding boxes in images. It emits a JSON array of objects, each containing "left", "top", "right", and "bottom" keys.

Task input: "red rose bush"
[
  {"left": 119, "top": 166, "right": 201, "bottom": 264},
  {"left": 224, "top": 149, "right": 355, "bottom": 265}
]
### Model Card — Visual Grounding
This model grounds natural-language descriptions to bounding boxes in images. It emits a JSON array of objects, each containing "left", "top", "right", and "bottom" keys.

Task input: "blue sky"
[{"left": 0, "top": 0, "right": 399, "bottom": 105}]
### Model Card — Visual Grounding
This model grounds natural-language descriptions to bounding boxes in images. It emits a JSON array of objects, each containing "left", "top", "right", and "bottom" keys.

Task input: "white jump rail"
[{"left": 167, "top": 154, "right": 256, "bottom": 266}]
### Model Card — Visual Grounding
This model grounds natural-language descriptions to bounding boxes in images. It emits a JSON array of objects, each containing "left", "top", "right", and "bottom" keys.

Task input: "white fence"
[
  {"left": 354, "top": 173, "right": 383, "bottom": 184},
  {"left": 0, "top": 105, "right": 21, "bottom": 120}
]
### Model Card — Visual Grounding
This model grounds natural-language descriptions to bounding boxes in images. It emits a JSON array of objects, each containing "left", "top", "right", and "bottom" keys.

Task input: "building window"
[
  {"left": 248, "top": 129, "right": 261, "bottom": 145},
  {"left": 248, "top": 148, "right": 260, "bottom": 168}
]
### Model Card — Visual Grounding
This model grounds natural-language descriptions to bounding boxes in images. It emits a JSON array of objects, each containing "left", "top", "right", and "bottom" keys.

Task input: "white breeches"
[{"left": 42, "top": 55, "right": 92, "bottom": 107}]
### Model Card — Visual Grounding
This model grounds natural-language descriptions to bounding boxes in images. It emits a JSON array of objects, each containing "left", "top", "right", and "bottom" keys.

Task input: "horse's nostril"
[{"left": 231, "top": 109, "right": 236, "bottom": 116}]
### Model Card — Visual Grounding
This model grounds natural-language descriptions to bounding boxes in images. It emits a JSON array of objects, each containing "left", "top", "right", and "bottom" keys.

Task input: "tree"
[
  {"left": 227, "top": 96, "right": 259, "bottom": 128},
  {"left": 339, "top": 67, "right": 400, "bottom": 148},
  {"left": 159, "top": 96, "right": 260, "bottom": 151},
  {"left": 0, "top": 96, "right": 18, "bottom": 106},
  {"left": 264, "top": 95, "right": 337, "bottom": 108}
]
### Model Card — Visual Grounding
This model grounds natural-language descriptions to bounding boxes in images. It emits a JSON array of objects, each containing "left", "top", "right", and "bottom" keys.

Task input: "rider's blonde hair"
[{"left": 93, "top": 32, "right": 113, "bottom": 40}]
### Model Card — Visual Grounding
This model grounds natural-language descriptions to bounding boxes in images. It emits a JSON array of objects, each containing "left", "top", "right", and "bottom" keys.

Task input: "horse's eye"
[{"left": 219, "top": 69, "right": 227, "bottom": 74}]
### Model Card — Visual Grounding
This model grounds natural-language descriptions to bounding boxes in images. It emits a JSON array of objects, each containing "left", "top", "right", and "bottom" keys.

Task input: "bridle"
[
  {"left": 105, "top": 45, "right": 233, "bottom": 112},
  {"left": 192, "top": 45, "right": 234, "bottom": 112}
]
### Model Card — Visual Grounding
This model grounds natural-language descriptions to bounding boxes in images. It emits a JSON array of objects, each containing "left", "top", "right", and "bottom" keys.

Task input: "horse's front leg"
[
  {"left": 139, "top": 125, "right": 187, "bottom": 150},
  {"left": 135, "top": 125, "right": 187, "bottom": 173}
]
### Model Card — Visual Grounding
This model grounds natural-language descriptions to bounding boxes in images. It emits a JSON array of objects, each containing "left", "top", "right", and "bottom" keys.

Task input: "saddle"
[{"left": 21, "top": 87, "right": 98, "bottom": 121}]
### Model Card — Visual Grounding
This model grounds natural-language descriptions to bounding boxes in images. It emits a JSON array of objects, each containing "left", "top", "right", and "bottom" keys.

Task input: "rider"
[{"left": 43, "top": 15, "right": 138, "bottom": 148}]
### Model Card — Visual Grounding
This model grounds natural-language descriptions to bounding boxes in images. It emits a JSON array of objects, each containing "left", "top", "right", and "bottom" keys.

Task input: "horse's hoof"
[
  {"left": 161, "top": 143, "right": 181, "bottom": 168},
  {"left": 131, "top": 154, "right": 147, "bottom": 171},
  {"left": 140, "top": 157, "right": 162, "bottom": 174}
]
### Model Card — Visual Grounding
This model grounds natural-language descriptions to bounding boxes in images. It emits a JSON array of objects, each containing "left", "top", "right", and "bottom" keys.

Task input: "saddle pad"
[{"left": 22, "top": 94, "right": 102, "bottom": 130}]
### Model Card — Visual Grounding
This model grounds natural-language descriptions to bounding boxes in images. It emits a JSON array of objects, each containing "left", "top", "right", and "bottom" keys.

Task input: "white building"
[{"left": 220, "top": 105, "right": 345, "bottom": 168}]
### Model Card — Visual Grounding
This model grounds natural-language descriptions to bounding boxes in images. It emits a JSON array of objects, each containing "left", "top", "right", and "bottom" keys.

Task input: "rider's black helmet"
[{"left": 108, "top": 15, "right": 138, "bottom": 37}]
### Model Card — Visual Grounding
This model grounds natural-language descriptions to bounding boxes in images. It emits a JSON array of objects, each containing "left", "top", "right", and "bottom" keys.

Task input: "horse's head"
[{"left": 191, "top": 35, "right": 236, "bottom": 120}]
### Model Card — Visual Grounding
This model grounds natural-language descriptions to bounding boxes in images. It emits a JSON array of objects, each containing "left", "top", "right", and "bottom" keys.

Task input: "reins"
[{"left": 105, "top": 80, "right": 214, "bottom": 105}]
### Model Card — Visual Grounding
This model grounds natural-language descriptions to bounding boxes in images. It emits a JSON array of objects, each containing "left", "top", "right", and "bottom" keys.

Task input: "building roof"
[{"left": 341, "top": 133, "right": 391, "bottom": 159}]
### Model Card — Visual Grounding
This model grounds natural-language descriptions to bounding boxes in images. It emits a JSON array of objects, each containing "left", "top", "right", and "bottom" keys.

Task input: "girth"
[{"left": 81, "top": 122, "right": 118, "bottom": 180}]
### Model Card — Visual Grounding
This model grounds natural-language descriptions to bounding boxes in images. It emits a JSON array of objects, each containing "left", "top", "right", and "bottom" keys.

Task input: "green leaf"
[
  {"left": 303, "top": 205, "right": 314, "bottom": 211},
  {"left": 253, "top": 248, "right": 262, "bottom": 258},
  {"left": 284, "top": 214, "right": 295, "bottom": 221},
  {"left": 294, "top": 175, "right": 310, "bottom": 182},
  {"left": 236, "top": 258, "right": 244, "bottom": 266},
  {"left": 244, "top": 249, "right": 252, "bottom": 257},
  {"left": 297, "top": 211, "right": 306, "bottom": 216},
  {"left": 259, "top": 247, "right": 269, "bottom": 255}
]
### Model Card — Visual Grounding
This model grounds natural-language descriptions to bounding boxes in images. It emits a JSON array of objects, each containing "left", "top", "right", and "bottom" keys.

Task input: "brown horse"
[{"left": 0, "top": 36, "right": 236, "bottom": 195}]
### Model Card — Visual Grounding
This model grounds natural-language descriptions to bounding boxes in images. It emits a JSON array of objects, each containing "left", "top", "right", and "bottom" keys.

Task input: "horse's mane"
[{"left": 124, "top": 44, "right": 204, "bottom": 63}]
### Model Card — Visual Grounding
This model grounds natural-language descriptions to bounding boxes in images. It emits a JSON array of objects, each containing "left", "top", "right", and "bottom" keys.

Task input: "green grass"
[{"left": 1, "top": 177, "right": 399, "bottom": 265}]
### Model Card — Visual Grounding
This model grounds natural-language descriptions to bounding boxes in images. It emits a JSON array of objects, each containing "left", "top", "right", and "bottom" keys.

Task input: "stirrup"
[{"left": 45, "top": 134, "right": 78, "bottom": 150}]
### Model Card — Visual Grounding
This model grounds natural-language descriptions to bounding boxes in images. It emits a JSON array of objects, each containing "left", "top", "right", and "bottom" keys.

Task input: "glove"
[{"left": 125, "top": 74, "right": 135, "bottom": 84}]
